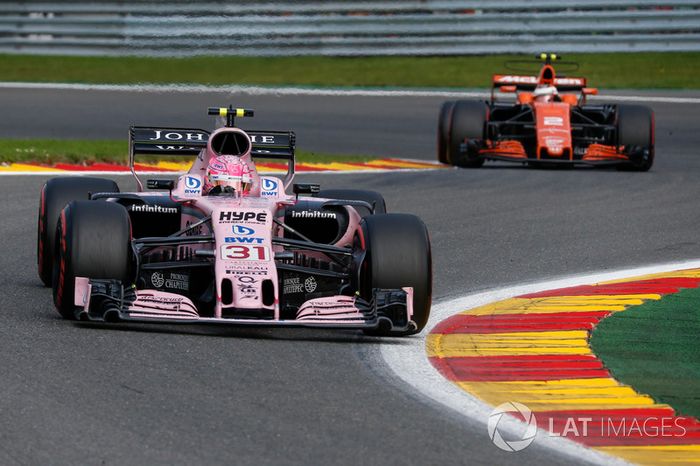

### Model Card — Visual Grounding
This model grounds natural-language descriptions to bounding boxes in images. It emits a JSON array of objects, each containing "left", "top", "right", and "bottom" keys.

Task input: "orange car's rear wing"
[{"left": 492, "top": 75, "right": 587, "bottom": 91}]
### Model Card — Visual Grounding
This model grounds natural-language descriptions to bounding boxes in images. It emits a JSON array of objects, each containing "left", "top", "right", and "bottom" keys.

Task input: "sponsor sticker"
[
  {"left": 225, "top": 264, "right": 266, "bottom": 271},
  {"left": 543, "top": 116, "right": 564, "bottom": 127},
  {"left": 283, "top": 277, "right": 304, "bottom": 294},
  {"left": 219, "top": 211, "right": 268, "bottom": 224},
  {"left": 261, "top": 178, "right": 280, "bottom": 197},
  {"left": 150, "top": 271, "right": 189, "bottom": 291},
  {"left": 220, "top": 244, "right": 270, "bottom": 261},
  {"left": 249, "top": 134, "right": 276, "bottom": 144},
  {"left": 496, "top": 75, "right": 538, "bottom": 84},
  {"left": 148, "top": 130, "right": 207, "bottom": 142},
  {"left": 183, "top": 175, "right": 203, "bottom": 196},
  {"left": 139, "top": 295, "right": 185, "bottom": 304},
  {"left": 544, "top": 137, "right": 565, "bottom": 150},
  {"left": 130, "top": 204, "right": 178, "bottom": 214},
  {"left": 232, "top": 225, "right": 255, "bottom": 236},
  {"left": 304, "top": 276, "right": 318, "bottom": 293},
  {"left": 236, "top": 275, "right": 258, "bottom": 299},
  {"left": 226, "top": 269, "right": 267, "bottom": 276},
  {"left": 153, "top": 145, "right": 195, "bottom": 151},
  {"left": 554, "top": 77, "right": 584, "bottom": 86},
  {"left": 225, "top": 237, "right": 264, "bottom": 244},
  {"left": 290, "top": 210, "right": 336, "bottom": 219},
  {"left": 151, "top": 272, "right": 165, "bottom": 288},
  {"left": 164, "top": 272, "right": 189, "bottom": 291}
]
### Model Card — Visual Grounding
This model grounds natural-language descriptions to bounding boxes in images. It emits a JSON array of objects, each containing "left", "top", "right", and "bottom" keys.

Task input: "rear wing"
[
  {"left": 247, "top": 130, "right": 296, "bottom": 160},
  {"left": 129, "top": 127, "right": 296, "bottom": 159},
  {"left": 492, "top": 75, "right": 587, "bottom": 92},
  {"left": 129, "top": 126, "right": 209, "bottom": 159},
  {"left": 128, "top": 125, "right": 296, "bottom": 189},
  {"left": 247, "top": 130, "right": 296, "bottom": 189}
]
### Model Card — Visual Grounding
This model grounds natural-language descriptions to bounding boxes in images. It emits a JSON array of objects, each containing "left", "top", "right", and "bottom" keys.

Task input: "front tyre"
[
  {"left": 448, "top": 100, "right": 487, "bottom": 168},
  {"left": 437, "top": 101, "right": 455, "bottom": 164},
  {"left": 38, "top": 176, "right": 119, "bottom": 286},
  {"left": 53, "top": 201, "right": 132, "bottom": 320},
  {"left": 616, "top": 104, "right": 655, "bottom": 172},
  {"left": 360, "top": 214, "right": 432, "bottom": 335}
]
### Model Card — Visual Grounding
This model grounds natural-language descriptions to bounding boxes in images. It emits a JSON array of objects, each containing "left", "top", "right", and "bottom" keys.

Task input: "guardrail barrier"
[{"left": 2, "top": 1, "right": 699, "bottom": 55}]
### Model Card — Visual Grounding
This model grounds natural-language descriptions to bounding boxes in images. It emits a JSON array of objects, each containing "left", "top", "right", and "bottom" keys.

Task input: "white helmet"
[{"left": 533, "top": 85, "right": 558, "bottom": 101}]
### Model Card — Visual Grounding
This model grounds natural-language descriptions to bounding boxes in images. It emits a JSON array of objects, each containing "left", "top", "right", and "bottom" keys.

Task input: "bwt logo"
[
  {"left": 219, "top": 211, "right": 267, "bottom": 222},
  {"left": 262, "top": 178, "right": 278, "bottom": 191},
  {"left": 185, "top": 176, "right": 202, "bottom": 189},
  {"left": 225, "top": 237, "right": 264, "bottom": 244},
  {"left": 232, "top": 225, "right": 255, "bottom": 236},
  {"left": 261, "top": 178, "right": 279, "bottom": 197}
]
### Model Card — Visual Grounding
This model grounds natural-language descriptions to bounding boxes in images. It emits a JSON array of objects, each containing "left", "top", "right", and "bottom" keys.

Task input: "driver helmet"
[
  {"left": 204, "top": 155, "right": 253, "bottom": 196},
  {"left": 533, "top": 85, "right": 558, "bottom": 102}
]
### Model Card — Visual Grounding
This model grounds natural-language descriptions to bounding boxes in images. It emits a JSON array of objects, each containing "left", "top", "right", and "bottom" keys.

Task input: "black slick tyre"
[
  {"left": 437, "top": 100, "right": 455, "bottom": 164},
  {"left": 37, "top": 177, "right": 119, "bottom": 286},
  {"left": 52, "top": 201, "right": 132, "bottom": 320},
  {"left": 448, "top": 100, "right": 487, "bottom": 168},
  {"left": 359, "top": 213, "right": 432, "bottom": 335},
  {"left": 616, "top": 104, "right": 655, "bottom": 172}
]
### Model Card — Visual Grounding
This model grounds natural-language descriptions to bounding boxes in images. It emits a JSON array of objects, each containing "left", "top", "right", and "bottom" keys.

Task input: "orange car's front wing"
[{"left": 477, "top": 141, "right": 630, "bottom": 165}]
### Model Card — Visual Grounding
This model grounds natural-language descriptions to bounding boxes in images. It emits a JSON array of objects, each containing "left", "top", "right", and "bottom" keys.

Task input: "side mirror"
[
  {"left": 500, "top": 85, "right": 517, "bottom": 93},
  {"left": 293, "top": 183, "right": 320, "bottom": 195},
  {"left": 147, "top": 179, "right": 175, "bottom": 190},
  {"left": 582, "top": 87, "right": 598, "bottom": 96}
]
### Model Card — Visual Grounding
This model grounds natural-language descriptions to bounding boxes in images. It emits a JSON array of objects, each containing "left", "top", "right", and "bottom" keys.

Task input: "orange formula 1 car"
[{"left": 437, "top": 54, "right": 654, "bottom": 171}]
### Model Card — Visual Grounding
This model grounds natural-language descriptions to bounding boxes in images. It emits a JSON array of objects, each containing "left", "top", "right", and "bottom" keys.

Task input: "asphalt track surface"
[{"left": 1, "top": 88, "right": 700, "bottom": 465}]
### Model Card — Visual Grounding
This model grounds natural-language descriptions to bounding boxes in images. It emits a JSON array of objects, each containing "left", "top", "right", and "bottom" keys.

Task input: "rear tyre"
[
  {"left": 448, "top": 100, "right": 487, "bottom": 168},
  {"left": 437, "top": 101, "right": 455, "bottom": 164},
  {"left": 52, "top": 201, "right": 132, "bottom": 320},
  {"left": 314, "top": 189, "right": 386, "bottom": 217},
  {"left": 616, "top": 104, "right": 655, "bottom": 172},
  {"left": 37, "top": 177, "right": 119, "bottom": 287},
  {"left": 360, "top": 214, "right": 432, "bottom": 336}
]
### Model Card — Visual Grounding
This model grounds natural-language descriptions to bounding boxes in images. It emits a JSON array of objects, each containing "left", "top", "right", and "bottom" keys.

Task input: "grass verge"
[
  {"left": 590, "top": 286, "right": 700, "bottom": 419},
  {"left": 1, "top": 53, "right": 699, "bottom": 89},
  {"left": 0, "top": 139, "right": 375, "bottom": 165}
]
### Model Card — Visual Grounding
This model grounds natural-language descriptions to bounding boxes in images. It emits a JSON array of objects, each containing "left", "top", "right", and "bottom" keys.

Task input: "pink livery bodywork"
[{"left": 72, "top": 125, "right": 417, "bottom": 332}]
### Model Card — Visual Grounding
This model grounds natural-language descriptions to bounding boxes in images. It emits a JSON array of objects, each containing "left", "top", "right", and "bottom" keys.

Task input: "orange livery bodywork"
[{"left": 438, "top": 54, "right": 655, "bottom": 171}]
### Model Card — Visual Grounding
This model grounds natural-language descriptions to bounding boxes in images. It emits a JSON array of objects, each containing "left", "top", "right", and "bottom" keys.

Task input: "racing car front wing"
[{"left": 73, "top": 277, "right": 415, "bottom": 333}]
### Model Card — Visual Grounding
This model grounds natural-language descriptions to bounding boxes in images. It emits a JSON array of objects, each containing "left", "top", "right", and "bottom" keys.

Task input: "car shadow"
[
  {"left": 71, "top": 320, "right": 415, "bottom": 345},
  {"left": 471, "top": 163, "right": 613, "bottom": 171}
]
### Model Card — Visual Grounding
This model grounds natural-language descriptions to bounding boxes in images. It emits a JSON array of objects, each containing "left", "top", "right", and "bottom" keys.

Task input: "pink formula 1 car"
[{"left": 37, "top": 107, "right": 432, "bottom": 335}]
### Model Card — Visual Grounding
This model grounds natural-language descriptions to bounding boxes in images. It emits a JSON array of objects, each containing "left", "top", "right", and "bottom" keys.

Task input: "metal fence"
[{"left": 1, "top": 1, "right": 700, "bottom": 56}]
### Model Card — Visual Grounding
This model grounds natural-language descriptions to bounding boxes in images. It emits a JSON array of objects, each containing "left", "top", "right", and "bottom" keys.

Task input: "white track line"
[
  {"left": 381, "top": 258, "right": 700, "bottom": 465},
  {"left": 1, "top": 82, "right": 699, "bottom": 104}
]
